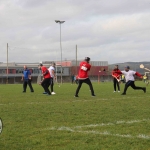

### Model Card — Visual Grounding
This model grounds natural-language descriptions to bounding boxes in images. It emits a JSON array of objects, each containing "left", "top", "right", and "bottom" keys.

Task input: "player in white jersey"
[
  {"left": 48, "top": 62, "right": 56, "bottom": 95},
  {"left": 114, "top": 66, "right": 146, "bottom": 95}
]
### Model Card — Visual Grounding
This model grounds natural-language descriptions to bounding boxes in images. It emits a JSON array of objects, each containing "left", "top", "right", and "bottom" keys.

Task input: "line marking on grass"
[
  {"left": 42, "top": 126, "right": 150, "bottom": 140},
  {"left": 41, "top": 118, "right": 150, "bottom": 140},
  {"left": 73, "top": 118, "right": 150, "bottom": 129}
]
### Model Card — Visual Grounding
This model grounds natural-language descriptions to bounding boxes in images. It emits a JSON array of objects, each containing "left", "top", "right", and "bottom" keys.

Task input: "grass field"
[{"left": 0, "top": 81, "right": 150, "bottom": 150}]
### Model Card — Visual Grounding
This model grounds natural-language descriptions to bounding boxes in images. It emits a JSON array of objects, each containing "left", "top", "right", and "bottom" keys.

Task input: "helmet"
[{"left": 85, "top": 57, "right": 90, "bottom": 62}]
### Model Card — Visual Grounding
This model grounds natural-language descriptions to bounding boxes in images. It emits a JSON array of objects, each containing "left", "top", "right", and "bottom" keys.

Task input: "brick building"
[{"left": 0, "top": 60, "right": 108, "bottom": 84}]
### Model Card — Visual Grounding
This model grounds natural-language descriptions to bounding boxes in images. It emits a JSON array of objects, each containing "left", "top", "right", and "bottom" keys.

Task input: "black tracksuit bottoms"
[
  {"left": 123, "top": 80, "right": 144, "bottom": 94},
  {"left": 75, "top": 78, "right": 95, "bottom": 96},
  {"left": 41, "top": 78, "right": 51, "bottom": 95},
  {"left": 113, "top": 78, "right": 120, "bottom": 91}
]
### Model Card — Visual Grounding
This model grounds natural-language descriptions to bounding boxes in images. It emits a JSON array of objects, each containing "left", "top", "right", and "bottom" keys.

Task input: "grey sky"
[{"left": 0, "top": 0, "right": 150, "bottom": 64}]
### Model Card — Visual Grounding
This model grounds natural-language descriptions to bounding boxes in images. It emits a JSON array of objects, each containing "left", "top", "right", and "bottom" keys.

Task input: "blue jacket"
[{"left": 23, "top": 69, "right": 31, "bottom": 80}]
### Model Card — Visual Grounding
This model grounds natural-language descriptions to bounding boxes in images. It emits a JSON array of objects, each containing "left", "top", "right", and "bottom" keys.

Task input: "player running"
[
  {"left": 114, "top": 66, "right": 146, "bottom": 95},
  {"left": 74, "top": 57, "right": 95, "bottom": 97}
]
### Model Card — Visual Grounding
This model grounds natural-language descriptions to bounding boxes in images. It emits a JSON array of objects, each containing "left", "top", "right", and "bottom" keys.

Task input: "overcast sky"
[{"left": 0, "top": 0, "right": 150, "bottom": 64}]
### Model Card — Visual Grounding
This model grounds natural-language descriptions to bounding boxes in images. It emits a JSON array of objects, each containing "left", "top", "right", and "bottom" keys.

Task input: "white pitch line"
[
  {"left": 73, "top": 118, "right": 150, "bottom": 129},
  {"left": 42, "top": 126, "right": 150, "bottom": 140},
  {"left": 78, "top": 130, "right": 150, "bottom": 139},
  {"left": 41, "top": 118, "right": 150, "bottom": 140}
]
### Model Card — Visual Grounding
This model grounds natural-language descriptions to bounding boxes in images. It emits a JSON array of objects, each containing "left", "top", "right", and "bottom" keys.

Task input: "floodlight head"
[
  {"left": 55, "top": 20, "right": 65, "bottom": 24},
  {"left": 55, "top": 20, "right": 60, "bottom": 23},
  {"left": 60, "top": 21, "right": 65, "bottom": 23}
]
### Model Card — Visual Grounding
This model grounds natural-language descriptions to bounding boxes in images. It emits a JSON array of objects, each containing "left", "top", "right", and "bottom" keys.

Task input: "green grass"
[{"left": 0, "top": 81, "right": 150, "bottom": 150}]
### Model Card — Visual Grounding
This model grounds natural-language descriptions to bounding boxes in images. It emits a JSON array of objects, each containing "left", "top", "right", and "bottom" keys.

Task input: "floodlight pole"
[
  {"left": 76, "top": 45, "right": 77, "bottom": 75},
  {"left": 6, "top": 43, "right": 8, "bottom": 84},
  {"left": 55, "top": 20, "right": 65, "bottom": 84}
]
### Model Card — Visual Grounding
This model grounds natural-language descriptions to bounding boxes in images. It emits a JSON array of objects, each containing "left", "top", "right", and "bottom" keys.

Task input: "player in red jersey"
[
  {"left": 112, "top": 65, "right": 120, "bottom": 93},
  {"left": 74, "top": 57, "right": 95, "bottom": 97},
  {"left": 38, "top": 63, "right": 51, "bottom": 95}
]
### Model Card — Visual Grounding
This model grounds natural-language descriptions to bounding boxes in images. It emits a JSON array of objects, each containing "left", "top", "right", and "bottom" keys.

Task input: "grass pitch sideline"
[{"left": 0, "top": 82, "right": 150, "bottom": 150}]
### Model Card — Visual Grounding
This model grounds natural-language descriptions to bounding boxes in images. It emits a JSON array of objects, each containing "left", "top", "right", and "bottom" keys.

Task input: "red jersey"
[
  {"left": 78, "top": 61, "right": 91, "bottom": 79},
  {"left": 112, "top": 69, "right": 121, "bottom": 80},
  {"left": 41, "top": 66, "right": 51, "bottom": 78}
]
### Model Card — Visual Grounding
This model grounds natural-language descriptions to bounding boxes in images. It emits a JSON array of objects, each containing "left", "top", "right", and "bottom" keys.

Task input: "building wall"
[{"left": 0, "top": 61, "right": 109, "bottom": 84}]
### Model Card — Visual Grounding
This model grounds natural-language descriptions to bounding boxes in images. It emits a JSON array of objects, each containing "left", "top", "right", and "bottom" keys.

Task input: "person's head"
[
  {"left": 114, "top": 65, "right": 119, "bottom": 69},
  {"left": 24, "top": 65, "right": 27, "bottom": 70},
  {"left": 51, "top": 62, "right": 56, "bottom": 67},
  {"left": 125, "top": 66, "right": 130, "bottom": 72},
  {"left": 38, "top": 63, "right": 43, "bottom": 70},
  {"left": 84, "top": 57, "right": 90, "bottom": 63}
]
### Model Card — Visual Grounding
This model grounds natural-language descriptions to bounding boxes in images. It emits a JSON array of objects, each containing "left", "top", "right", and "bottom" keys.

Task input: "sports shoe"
[
  {"left": 51, "top": 92, "right": 56, "bottom": 95},
  {"left": 22, "top": 91, "right": 26, "bottom": 93},
  {"left": 46, "top": 93, "right": 51, "bottom": 96},
  {"left": 43, "top": 92, "right": 47, "bottom": 94},
  {"left": 118, "top": 91, "right": 120, "bottom": 92},
  {"left": 143, "top": 87, "right": 146, "bottom": 93},
  {"left": 31, "top": 91, "right": 34, "bottom": 92},
  {"left": 92, "top": 94, "right": 96, "bottom": 97},
  {"left": 113, "top": 91, "right": 116, "bottom": 93},
  {"left": 121, "top": 93, "right": 126, "bottom": 95},
  {"left": 74, "top": 95, "right": 79, "bottom": 97}
]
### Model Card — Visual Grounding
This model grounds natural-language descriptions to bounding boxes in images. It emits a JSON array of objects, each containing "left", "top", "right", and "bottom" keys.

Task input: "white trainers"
[
  {"left": 118, "top": 91, "right": 120, "bottom": 92},
  {"left": 113, "top": 91, "right": 116, "bottom": 93},
  {"left": 51, "top": 92, "right": 56, "bottom": 95}
]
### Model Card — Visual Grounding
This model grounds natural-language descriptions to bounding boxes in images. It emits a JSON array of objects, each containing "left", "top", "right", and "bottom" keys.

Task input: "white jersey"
[
  {"left": 48, "top": 66, "right": 55, "bottom": 78},
  {"left": 121, "top": 70, "right": 136, "bottom": 82}
]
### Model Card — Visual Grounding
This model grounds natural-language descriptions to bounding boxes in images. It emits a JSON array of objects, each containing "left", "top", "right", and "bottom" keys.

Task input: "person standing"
[
  {"left": 48, "top": 62, "right": 56, "bottom": 95},
  {"left": 112, "top": 65, "right": 120, "bottom": 92},
  {"left": 71, "top": 75, "right": 75, "bottom": 84},
  {"left": 75, "top": 75, "right": 78, "bottom": 84},
  {"left": 143, "top": 75, "right": 147, "bottom": 83},
  {"left": 74, "top": 57, "right": 95, "bottom": 97},
  {"left": 114, "top": 66, "right": 146, "bottom": 95},
  {"left": 21, "top": 65, "right": 34, "bottom": 93},
  {"left": 38, "top": 64, "right": 51, "bottom": 95}
]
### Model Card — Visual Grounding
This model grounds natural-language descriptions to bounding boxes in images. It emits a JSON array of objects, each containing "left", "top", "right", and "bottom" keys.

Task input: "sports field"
[{"left": 0, "top": 82, "right": 150, "bottom": 150}]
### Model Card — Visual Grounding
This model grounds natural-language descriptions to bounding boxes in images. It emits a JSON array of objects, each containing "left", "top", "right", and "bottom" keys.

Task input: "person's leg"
[
  {"left": 45, "top": 78, "right": 51, "bottom": 95},
  {"left": 51, "top": 78, "right": 54, "bottom": 92},
  {"left": 23, "top": 80, "right": 27, "bottom": 92},
  {"left": 27, "top": 79, "right": 34, "bottom": 92},
  {"left": 122, "top": 81, "right": 132, "bottom": 95},
  {"left": 76, "top": 79, "right": 78, "bottom": 84},
  {"left": 41, "top": 78, "right": 51, "bottom": 95},
  {"left": 75, "top": 80, "right": 83, "bottom": 97},
  {"left": 84, "top": 78, "right": 95, "bottom": 96},
  {"left": 113, "top": 78, "right": 117, "bottom": 91},
  {"left": 43, "top": 78, "right": 51, "bottom": 94},
  {"left": 130, "top": 81, "right": 146, "bottom": 92},
  {"left": 116, "top": 79, "right": 120, "bottom": 91}
]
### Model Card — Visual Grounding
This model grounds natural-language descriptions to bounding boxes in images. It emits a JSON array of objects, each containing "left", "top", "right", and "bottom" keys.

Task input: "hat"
[
  {"left": 85, "top": 57, "right": 90, "bottom": 62},
  {"left": 39, "top": 63, "right": 43, "bottom": 66},
  {"left": 125, "top": 66, "right": 130, "bottom": 69}
]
